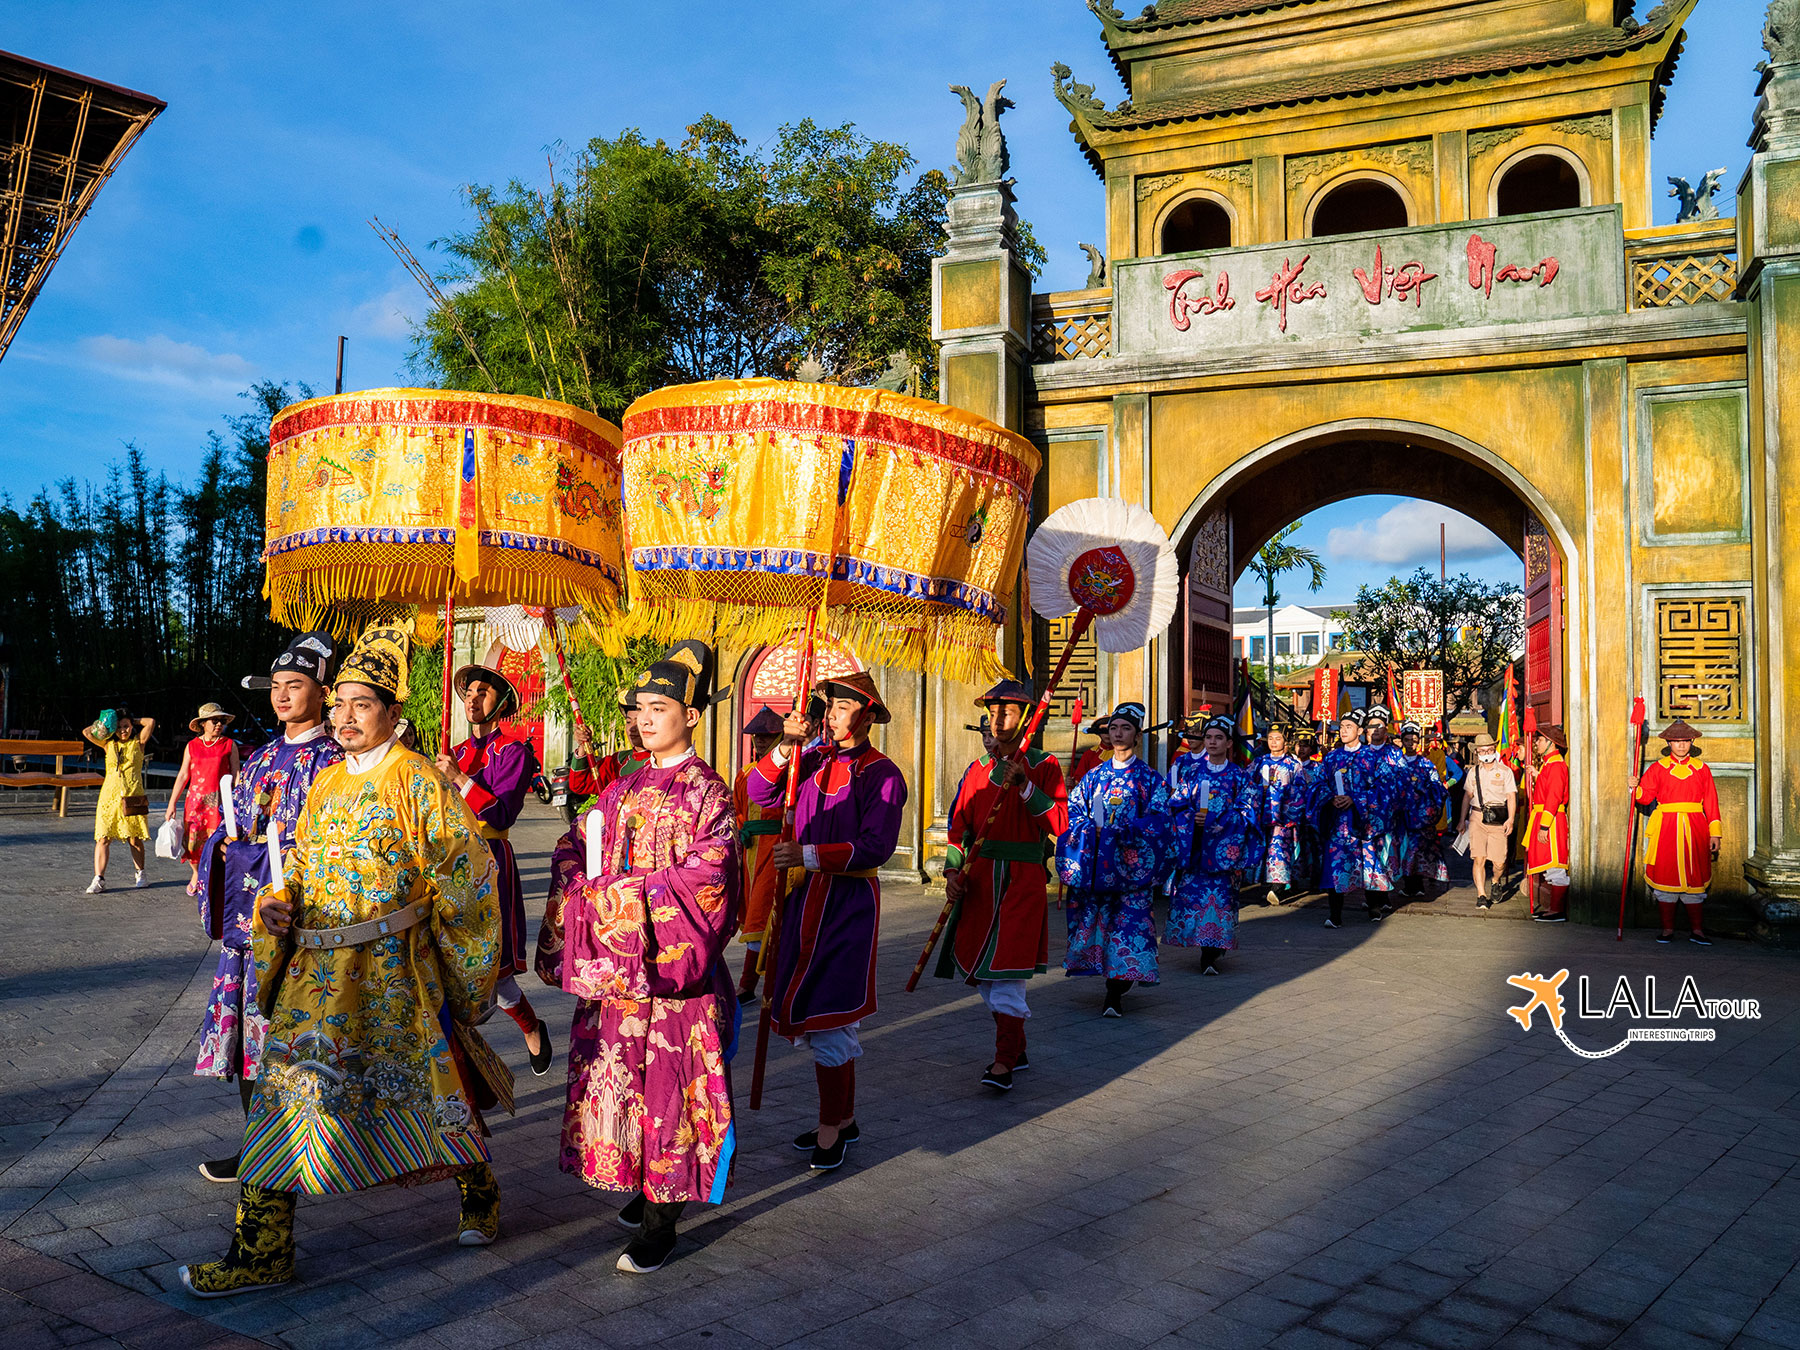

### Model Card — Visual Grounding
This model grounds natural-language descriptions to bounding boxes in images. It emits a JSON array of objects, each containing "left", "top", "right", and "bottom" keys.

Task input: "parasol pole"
[
  {"left": 749, "top": 609, "right": 820, "bottom": 1111},
  {"left": 1058, "top": 696, "right": 1084, "bottom": 909},
  {"left": 440, "top": 588, "right": 455, "bottom": 756},
  {"left": 1616, "top": 696, "right": 1648, "bottom": 940},
  {"left": 905, "top": 608, "right": 1095, "bottom": 993},
  {"left": 543, "top": 620, "right": 592, "bottom": 747}
]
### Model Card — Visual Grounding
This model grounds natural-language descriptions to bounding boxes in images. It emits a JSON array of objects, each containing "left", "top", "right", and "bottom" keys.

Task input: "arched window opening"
[
  {"left": 1161, "top": 197, "right": 1233, "bottom": 254},
  {"left": 1309, "top": 179, "right": 1410, "bottom": 238},
  {"left": 1496, "top": 153, "right": 1584, "bottom": 216}
]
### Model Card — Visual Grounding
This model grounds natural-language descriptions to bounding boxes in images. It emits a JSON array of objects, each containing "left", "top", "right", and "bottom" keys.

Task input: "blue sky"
[{"left": 0, "top": 0, "right": 1765, "bottom": 608}]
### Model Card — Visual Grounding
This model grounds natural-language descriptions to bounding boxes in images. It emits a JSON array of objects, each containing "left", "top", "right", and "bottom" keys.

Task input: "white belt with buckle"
[{"left": 292, "top": 901, "right": 431, "bottom": 949}]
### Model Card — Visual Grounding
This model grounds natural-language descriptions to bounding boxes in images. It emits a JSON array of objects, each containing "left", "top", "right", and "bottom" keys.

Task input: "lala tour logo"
[{"left": 1506, "top": 969, "right": 1760, "bottom": 1059}]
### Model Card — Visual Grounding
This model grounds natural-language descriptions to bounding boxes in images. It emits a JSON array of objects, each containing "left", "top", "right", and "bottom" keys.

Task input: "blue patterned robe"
[
  {"left": 1310, "top": 744, "right": 1400, "bottom": 894},
  {"left": 193, "top": 726, "right": 342, "bottom": 1080},
  {"left": 1360, "top": 742, "right": 1408, "bottom": 888},
  {"left": 1056, "top": 756, "right": 1174, "bottom": 983},
  {"left": 1397, "top": 752, "right": 1451, "bottom": 887},
  {"left": 1166, "top": 753, "right": 1258, "bottom": 949},
  {"left": 1247, "top": 751, "right": 1307, "bottom": 887}
]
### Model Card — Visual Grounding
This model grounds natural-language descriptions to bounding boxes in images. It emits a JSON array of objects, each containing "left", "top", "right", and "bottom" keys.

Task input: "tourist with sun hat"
[{"left": 167, "top": 702, "right": 241, "bottom": 896}]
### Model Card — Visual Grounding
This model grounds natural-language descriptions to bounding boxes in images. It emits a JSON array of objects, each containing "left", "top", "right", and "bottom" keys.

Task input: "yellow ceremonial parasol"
[
  {"left": 620, "top": 377, "right": 1040, "bottom": 1109},
  {"left": 619, "top": 378, "right": 1039, "bottom": 684},
  {"left": 264, "top": 388, "right": 624, "bottom": 746}
]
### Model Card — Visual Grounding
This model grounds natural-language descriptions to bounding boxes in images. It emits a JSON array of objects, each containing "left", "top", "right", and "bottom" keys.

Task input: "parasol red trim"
[
  {"left": 271, "top": 395, "right": 620, "bottom": 461},
  {"left": 625, "top": 400, "right": 1035, "bottom": 495},
  {"left": 1067, "top": 547, "right": 1136, "bottom": 617}
]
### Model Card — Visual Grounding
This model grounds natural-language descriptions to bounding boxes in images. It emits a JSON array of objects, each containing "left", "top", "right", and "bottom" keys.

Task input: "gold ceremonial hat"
[{"left": 335, "top": 621, "right": 412, "bottom": 701}]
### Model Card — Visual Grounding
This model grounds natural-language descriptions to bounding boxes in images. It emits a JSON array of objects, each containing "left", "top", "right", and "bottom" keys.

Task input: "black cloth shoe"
[
  {"left": 980, "top": 1066, "right": 1014, "bottom": 1091},
  {"left": 810, "top": 1134, "right": 849, "bottom": 1170},
  {"left": 1656, "top": 931, "right": 1675, "bottom": 943},
  {"left": 1689, "top": 933, "right": 1712, "bottom": 946},
  {"left": 198, "top": 1155, "right": 240, "bottom": 1183},
  {"left": 1534, "top": 912, "right": 1568, "bottom": 923},
  {"left": 792, "top": 1121, "right": 859, "bottom": 1151},
  {"left": 1323, "top": 917, "right": 1341, "bottom": 929},
  {"left": 616, "top": 1200, "right": 684, "bottom": 1273},
  {"left": 616, "top": 1194, "right": 646, "bottom": 1230},
  {"left": 1013, "top": 1050, "right": 1030, "bottom": 1071},
  {"left": 738, "top": 985, "right": 761, "bottom": 1006},
  {"left": 529, "top": 1022, "right": 554, "bottom": 1077}
]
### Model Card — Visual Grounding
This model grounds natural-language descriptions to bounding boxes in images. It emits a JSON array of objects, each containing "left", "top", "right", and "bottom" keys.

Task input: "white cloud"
[
  {"left": 79, "top": 333, "right": 254, "bottom": 389},
  {"left": 1326, "top": 500, "right": 1511, "bottom": 567},
  {"left": 351, "top": 284, "right": 426, "bottom": 341}
]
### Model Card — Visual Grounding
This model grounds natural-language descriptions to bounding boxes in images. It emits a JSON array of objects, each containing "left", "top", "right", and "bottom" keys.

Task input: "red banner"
[
  {"left": 1311, "top": 666, "right": 1340, "bottom": 724},
  {"left": 1402, "top": 669, "right": 1444, "bottom": 724}
]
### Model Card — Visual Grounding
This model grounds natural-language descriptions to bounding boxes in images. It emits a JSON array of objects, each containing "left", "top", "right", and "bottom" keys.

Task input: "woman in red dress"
[{"left": 166, "top": 702, "right": 241, "bottom": 895}]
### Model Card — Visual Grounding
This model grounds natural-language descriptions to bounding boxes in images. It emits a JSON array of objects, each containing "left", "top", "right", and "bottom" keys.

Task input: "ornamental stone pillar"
[{"left": 1740, "top": 12, "right": 1800, "bottom": 944}]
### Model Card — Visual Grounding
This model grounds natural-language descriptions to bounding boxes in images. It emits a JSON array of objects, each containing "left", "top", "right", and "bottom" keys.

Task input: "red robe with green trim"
[
  {"left": 1635, "top": 753, "right": 1722, "bottom": 894},
  {"left": 937, "top": 748, "right": 1069, "bottom": 982}
]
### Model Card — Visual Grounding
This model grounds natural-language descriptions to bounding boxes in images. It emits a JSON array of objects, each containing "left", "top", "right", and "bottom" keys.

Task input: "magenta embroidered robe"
[{"left": 536, "top": 754, "right": 740, "bottom": 1204}]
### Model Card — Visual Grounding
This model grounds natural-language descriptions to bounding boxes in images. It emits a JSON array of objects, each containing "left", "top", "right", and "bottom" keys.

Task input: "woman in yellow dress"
[{"left": 83, "top": 705, "right": 157, "bottom": 893}]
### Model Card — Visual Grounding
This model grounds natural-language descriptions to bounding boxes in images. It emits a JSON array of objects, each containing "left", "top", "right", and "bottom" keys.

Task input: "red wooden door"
[
  {"left": 1521, "top": 510, "right": 1563, "bottom": 725},
  {"left": 1185, "top": 507, "right": 1235, "bottom": 716}
]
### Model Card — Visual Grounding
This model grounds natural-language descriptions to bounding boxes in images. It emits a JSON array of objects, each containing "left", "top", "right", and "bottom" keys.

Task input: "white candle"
[
  {"left": 220, "top": 775, "right": 239, "bottom": 839},
  {"left": 585, "top": 807, "right": 604, "bottom": 878},
  {"left": 1335, "top": 768, "right": 1347, "bottom": 796},
  {"left": 266, "top": 821, "right": 285, "bottom": 893}
]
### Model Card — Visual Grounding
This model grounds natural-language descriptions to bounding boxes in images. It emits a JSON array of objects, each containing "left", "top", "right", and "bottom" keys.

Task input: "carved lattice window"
[
  {"left": 1043, "top": 612, "right": 1099, "bottom": 728},
  {"left": 1656, "top": 597, "right": 1746, "bottom": 723}
]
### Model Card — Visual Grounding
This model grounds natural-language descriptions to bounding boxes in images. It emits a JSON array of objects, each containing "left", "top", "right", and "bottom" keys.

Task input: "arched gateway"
[{"left": 919, "top": 0, "right": 1800, "bottom": 939}]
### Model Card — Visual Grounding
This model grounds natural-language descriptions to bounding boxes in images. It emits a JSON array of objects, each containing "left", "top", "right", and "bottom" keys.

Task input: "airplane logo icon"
[{"left": 1505, "top": 969, "right": 1569, "bottom": 1032}]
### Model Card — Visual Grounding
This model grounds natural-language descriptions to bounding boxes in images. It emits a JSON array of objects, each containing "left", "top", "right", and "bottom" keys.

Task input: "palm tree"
[{"left": 1248, "top": 523, "right": 1328, "bottom": 692}]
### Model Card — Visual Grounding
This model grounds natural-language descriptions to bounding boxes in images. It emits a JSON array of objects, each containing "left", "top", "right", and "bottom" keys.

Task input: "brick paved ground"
[{"left": 4, "top": 803, "right": 1800, "bottom": 1348}]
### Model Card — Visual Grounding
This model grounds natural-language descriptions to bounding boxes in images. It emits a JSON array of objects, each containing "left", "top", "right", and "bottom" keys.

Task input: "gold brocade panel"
[{"left": 1655, "top": 597, "right": 1745, "bottom": 723}]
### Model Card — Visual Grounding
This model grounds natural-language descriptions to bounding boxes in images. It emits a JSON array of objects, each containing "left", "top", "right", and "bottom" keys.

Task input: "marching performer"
[
  {"left": 750, "top": 673, "right": 907, "bottom": 1172},
  {"left": 937, "top": 679, "right": 1069, "bottom": 1091},
  {"left": 733, "top": 706, "right": 787, "bottom": 1003},
  {"left": 567, "top": 688, "right": 651, "bottom": 798},
  {"left": 1526, "top": 725, "right": 1572, "bottom": 922},
  {"left": 1056, "top": 703, "right": 1174, "bottom": 1017},
  {"left": 441, "top": 643, "right": 552, "bottom": 1074},
  {"left": 1311, "top": 710, "right": 1384, "bottom": 927},
  {"left": 1395, "top": 721, "right": 1450, "bottom": 900},
  {"left": 192, "top": 632, "right": 343, "bottom": 1184},
  {"left": 536, "top": 640, "right": 740, "bottom": 1274},
  {"left": 1359, "top": 706, "right": 1407, "bottom": 906},
  {"left": 1293, "top": 731, "right": 1324, "bottom": 896},
  {"left": 1632, "top": 720, "right": 1722, "bottom": 946},
  {"left": 180, "top": 624, "right": 503, "bottom": 1299},
  {"left": 1247, "top": 723, "right": 1308, "bottom": 905},
  {"left": 1167, "top": 715, "right": 1258, "bottom": 974}
]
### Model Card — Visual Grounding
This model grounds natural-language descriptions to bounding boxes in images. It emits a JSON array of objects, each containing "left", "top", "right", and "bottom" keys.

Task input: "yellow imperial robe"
[{"left": 241, "top": 742, "right": 499, "bottom": 1194}]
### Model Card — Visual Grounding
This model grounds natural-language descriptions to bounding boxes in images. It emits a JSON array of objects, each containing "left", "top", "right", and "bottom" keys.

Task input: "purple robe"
[
  {"left": 193, "top": 725, "right": 342, "bottom": 1079},
  {"left": 536, "top": 753, "right": 740, "bottom": 1204},
  {"left": 452, "top": 726, "right": 538, "bottom": 973},
  {"left": 747, "top": 742, "right": 906, "bottom": 1037}
]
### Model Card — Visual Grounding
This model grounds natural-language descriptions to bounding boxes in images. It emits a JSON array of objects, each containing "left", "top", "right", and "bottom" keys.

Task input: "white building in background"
[{"left": 1232, "top": 603, "right": 1351, "bottom": 666}]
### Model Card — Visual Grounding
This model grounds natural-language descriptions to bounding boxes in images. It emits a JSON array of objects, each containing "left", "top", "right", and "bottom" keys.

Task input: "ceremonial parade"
[{"left": 5, "top": 1, "right": 1800, "bottom": 1345}]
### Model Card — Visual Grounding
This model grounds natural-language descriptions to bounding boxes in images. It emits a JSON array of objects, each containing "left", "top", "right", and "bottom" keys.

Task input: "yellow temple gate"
[{"left": 904, "top": 0, "right": 1800, "bottom": 940}]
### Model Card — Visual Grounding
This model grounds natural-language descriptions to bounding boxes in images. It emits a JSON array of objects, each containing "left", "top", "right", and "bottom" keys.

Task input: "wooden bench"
[{"left": 0, "top": 738, "right": 104, "bottom": 817}]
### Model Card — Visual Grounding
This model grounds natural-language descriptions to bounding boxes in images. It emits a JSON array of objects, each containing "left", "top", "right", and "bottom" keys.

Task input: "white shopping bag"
[{"left": 155, "top": 814, "right": 184, "bottom": 860}]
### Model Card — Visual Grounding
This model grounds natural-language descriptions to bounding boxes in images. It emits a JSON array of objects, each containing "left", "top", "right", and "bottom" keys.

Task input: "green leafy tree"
[
  {"left": 1335, "top": 568, "right": 1523, "bottom": 714},
  {"left": 412, "top": 117, "right": 1043, "bottom": 418},
  {"left": 1245, "top": 523, "right": 1327, "bottom": 688}
]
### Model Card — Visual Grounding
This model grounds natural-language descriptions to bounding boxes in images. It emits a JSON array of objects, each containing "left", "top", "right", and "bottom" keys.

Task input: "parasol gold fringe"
[
  {"left": 622, "top": 597, "right": 1006, "bottom": 686},
  {"left": 266, "top": 559, "right": 621, "bottom": 639}
]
